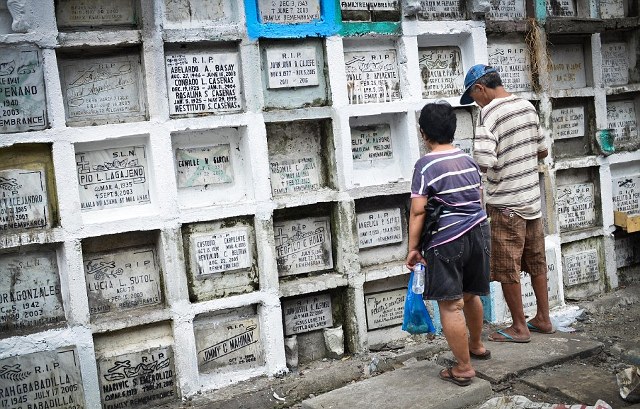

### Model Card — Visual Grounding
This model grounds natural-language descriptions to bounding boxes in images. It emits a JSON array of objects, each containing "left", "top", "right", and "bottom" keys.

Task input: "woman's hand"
[{"left": 405, "top": 249, "right": 426, "bottom": 270}]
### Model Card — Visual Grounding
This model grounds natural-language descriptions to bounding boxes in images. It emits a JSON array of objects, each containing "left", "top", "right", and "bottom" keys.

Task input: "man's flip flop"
[
  {"left": 439, "top": 367, "right": 472, "bottom": 387},
  {"left": 470, "top": 349, "right": 491, "bottom": 360},
  {"left": 527, "top": 321, "right": 556, "bottom": 334},
  {"left": 488, "top": 329, "right": 531, "bottom": 343}
]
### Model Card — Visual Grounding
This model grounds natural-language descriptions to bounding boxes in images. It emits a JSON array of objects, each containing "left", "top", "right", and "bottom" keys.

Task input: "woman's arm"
[{"left": 406, "top": 196, "right": 428, "bottom": 269}]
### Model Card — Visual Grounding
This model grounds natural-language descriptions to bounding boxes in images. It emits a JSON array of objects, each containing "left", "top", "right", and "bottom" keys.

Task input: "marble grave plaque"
[
  {"left": 351, "top": 124, "right": 393, "bottom": 162},
  {"left": 612, "top": 175, "right": 640, "bottom": 214},
  {"left": 418, "top": 47, "right": 465, "bottom": 99},
  {"left": 191, "top": 228, "right": 251, "bottom": 275},
  {"left": 556, "top": 183, "right": 596, "bottom": 230},
  {"left": 258, "top": 0, "right": 321, "bottom": 23},
  {"left": 76, "top": 146, "right": 150, "bottom": 211},
  {"left": 0, "top": 168, "right": 49, "bottom": 232},
  {"left": 550, "top": 44, "right": 587, "bottom": 89},
  {"left": 266, "top": 46, "right": 319, "bottom": 89},
  {"left": 195, "top": 317, "right": 264, "bottom": 372},
  {"left": 602, "top": 43, "right": 629, "bottom": 87},
  {"left": 415, "top": 0, "right": 463, "bottom": 19},
  {"left": 165, "top": 0, "right": 228, "bottom": 22},
  {"left": 274, "top": 216, "right": 333, "bottom": 276},
  {"left": 552, "top": 106, "right": 585, "bottom": 140},
  {"left": 364, "top": 288, "right": 405, "bottom": 330},
  {"left": 357, "top": 208, "right": 402, "bottom": 249},
  {"left": 547, "top": 0, "right": 576, "bottom": 16},
  {"left": 283, "top": 293, "right": 333, "bottom": 335},
  {"left": 98, "top": 346, "right": 176, "bottom": 408},
  {"left": 0, "top": 348, "right": 86, "bottom": 408},
  {"left": 488, "top": 43, "right": 533, "bottom": 93},
  {"left": 56, "top": 0, "right": 136, "bottom": 28},
  {"left": 0, "top": 251, "right": 64, "bottom": 333},
  {"left": 563, "top": 249, "right": 599, "bottom": 286},
  {"left": 615, "top": 236, "right": 640, "bottom": 269},
  {"left": 165, "top": 51, "right": 242, "bottom": 116},
  {"left": 607, "top": 100, "right": 638, "bottom": 146},
  {"left": 0, "top": 47, "right": 47, "bottom": 133},
  {"left": 270, "top": 156, "right": 321, "bottom": 196},
  {"left": 344, "top": 50, "right": 401, "bottom": 104},
  {"left": 175, "top": 145, "right": 232, "bottom": 188},
  {"left": 341, "top": 1, "right": 399, "bottom": 10},
  {"left": 84, "top": 246, "right": 161, "bottom": 316},
  {"left": 487, "top": 0, "right": 525, "bottom": 20},
  {"left": 600, "top": 0, "right": 625, "bottom": 18}
]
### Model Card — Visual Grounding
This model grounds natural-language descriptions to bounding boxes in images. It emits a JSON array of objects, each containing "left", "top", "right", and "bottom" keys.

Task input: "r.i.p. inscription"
[
  {"left": 602, "top": 43, "right": 628, "bottom": 87},
  {"left": 552, "top": 106, "right": 585, "bottom": 140},
  {"left": 556, "top": 183, "right": 596, "bottom": 230},
  {"left": 344, "top": 50, "right": 401, "bottom": 104},
  {"left": 283, "top": 293, "right": 333, "bottom": 335},
  {"left": 364, "top": 289, "right": 405, "bottom": 330},
  {"left": 612, "top": 175, "right": 640, "bottom": 214},
  {"left": 563, "top": 249, "right": 599, "bottom": 286},
  {"left": 351, "top": 125, "right": 393, "bottom": 162},
  {"left": 607, "top": 100, "right": 638, "bottom": 147},
  {"left": 488, "top": 43, "right": 532, "bottom": 93},
  {"left": 266, "top": 46, "right": 319, "bottom": 89},
  {"left": 418, "top": 47, "right": 464, "bottom": 99},
  {"left": 357, "top": 208, "right": 402, "bottom": 249},
  {"left": 274, "top": 217, "right": 333, "bottom": 276}
]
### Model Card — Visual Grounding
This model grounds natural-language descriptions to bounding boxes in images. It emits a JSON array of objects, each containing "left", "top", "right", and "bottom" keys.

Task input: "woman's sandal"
[{"left": 439, "top": 367, "right": 472, "bottom": 387}]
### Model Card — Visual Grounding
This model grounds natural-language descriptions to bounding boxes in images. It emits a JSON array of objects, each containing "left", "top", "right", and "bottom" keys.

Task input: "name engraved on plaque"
[
  {"left": 191, "top": 229, "right": 251, "bottom": 275},
  {"left": 488, "top": 43, "right": 532, "bottom": 93},
  {"left": 416, "top": 0, "right": 463, "bottom": 19},
  {"left": 607, "top": 101, "right": 638, "bottom": 146},
  {"left": 84, "top": 246, "right": 161, "bottom": 316},
  {"left": 487, "top": 0, "right": 525, "bottom": 20},
  {"left": 454, "top": 139, "right": 472, "bottom": 155},
  {"left": 600, "top": 0, "right": 625, "bottom": 18},
  {"left": 0, "top": 251, "right": 64, "bottom": 334},
  {"left": 357, "top": 208, "right": 402, "bottom": 249},
  {"left": 602, "top": 43, "right": 628, "bottom": 87},
  {"left": 0, "top": 168, "right": 49, "bottom": 232},
  {"left": 60, "top": 56, "right": 143, "bottom": 122},
  {"left": 351, "top": 124, "right": 393, "bottom": 162},
  {"left": 563, "top": 249, "right": 599, "bottom": 286},
  {"left": 547, "top": 0, "right": 576, "bottom": 16},
  {"left": 176, "top": 145, "right": 232, "bottom": 188},
  {"left": 98, "top": 347, "right": 176, "bottom": 408},
  {"left": 196, "top": 317, "right": 264, "bottom": 371},
  {"left": 283, "top": 293, "right": 333, "bottom": 335},
  {"left": 0, "top": 348, "right": 86, "bottom": 408},
  {"left": 552, "top": 106, "right": 585, "bottom": 139},
  {"left": 0, "top": 47, "right": 47, "bottom": 133},
  {"left": 266, "top": 46, "right": 319, "bottom": 89},
  {"left": 270, "top": 157, "right": 320, "bottom": 196},
  {"left": 344, "top": 50, "right": 401, "bottom": 104},
  {"left": 556, "top": 183, "right": 596, "bottom": 230},
  {"left": 365, "top": 288, "right": 405, "bottom": 330},
  {"left": 55, "top": 0, "right": 136, "bottom": 28},
  {"left": 165, "top": 51, "right": 242, "bottom": 116},
  {"left": 615, "top": 236, "right": 640, "bottom": 269},
  {"left": 76, "top": 146, "right": 150, "bottom": 211},
  {"left": 418, "top": 47, "right": 464, "bottom": 99},
  {"left": 274, "top": 217, "right": 333, "bottom": 276},
  {"left": 612, "top": 175, "right": 640, "bottom": 214},
  {"left": 258, "top": 0, "right": 321, "bottom": 23},
  {"left": 341, "top": 0, "right": 398, "bottom": 10},
  {"left": 550, "top": 44, "right": 586, "bottom": 89}
]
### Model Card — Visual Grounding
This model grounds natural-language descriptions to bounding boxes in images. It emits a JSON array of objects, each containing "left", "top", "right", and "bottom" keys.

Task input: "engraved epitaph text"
[
  {"left": 274, "top": 217, "right": 333, "bottom": 276},
  {"left": 0, "top": 168, "right": 49, "bottom": 232},
  {"left": 357, "top": 208, "right": 402, "bottom": 249},
  {"left": 345, "top": 50, "right": 401, "bottom": 104},
  {"left": 283, "top": 293, "right": 333, "bottom": 335}
]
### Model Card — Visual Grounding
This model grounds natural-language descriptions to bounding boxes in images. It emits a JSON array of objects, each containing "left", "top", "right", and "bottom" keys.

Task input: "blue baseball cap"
[{"left": 460, "top": 64, "right": 498, "bottom": 105}]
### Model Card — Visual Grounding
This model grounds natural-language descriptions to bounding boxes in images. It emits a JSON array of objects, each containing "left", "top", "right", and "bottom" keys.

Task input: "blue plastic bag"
[{"left": 402, "top": 270, "right": 436, "bottom": 334}]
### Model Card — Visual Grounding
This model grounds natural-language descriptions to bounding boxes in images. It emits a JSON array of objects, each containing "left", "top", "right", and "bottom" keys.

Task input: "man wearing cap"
[{"left": 460, "top": 64, "right": 554, "bottom": 343}]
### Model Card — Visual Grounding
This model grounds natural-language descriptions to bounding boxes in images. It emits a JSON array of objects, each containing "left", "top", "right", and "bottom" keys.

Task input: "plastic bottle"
[{"left": 412, "top": 262, "right": 425, "bottom": 294}]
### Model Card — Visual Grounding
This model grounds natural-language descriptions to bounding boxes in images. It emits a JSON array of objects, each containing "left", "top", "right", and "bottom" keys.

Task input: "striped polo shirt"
[
  {"left": 473, "top": 95, "right": 547, "bottom": 219},
  {"left": 411, "top": 148, "right": 487, "bottom": 250}
]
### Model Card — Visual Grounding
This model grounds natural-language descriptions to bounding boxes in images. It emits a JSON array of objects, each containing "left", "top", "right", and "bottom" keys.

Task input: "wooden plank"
[{"left": 614, "top": 211, "right": 640, "bottom": 233}]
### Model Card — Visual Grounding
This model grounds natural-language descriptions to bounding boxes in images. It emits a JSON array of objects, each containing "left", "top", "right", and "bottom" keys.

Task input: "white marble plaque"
[
  {"left": 60, "top": 55, "right": 144, "bottom": 123},
  {"left": 547, "top": 0, "right": 576, "bottom": 16},
  {"left": 607, "top": 100, "right": 638, "bottom": 146},
  {"left": 76, "top": 146, "right": 150, "bottom": 211},
  {"left": 357, "top": 208, "right": 402, "bottom": 249},
  {"left": 487, "top": 0, "right": 525, "bottom": 20},
  {"left": 266, "top": 46, "right": 319, "bottom": 89},
  {"left": 258, "top": 0, "right": 321, "bottom": 23},
  {"left": 615, "top": 236, "right": 640, "bottom": 268},
  {"left": 602, "top": 43, "right": 628, "bottom": 87},
  {"left": 550, "top": 44, "right": 587, "bottom": 89},
  {"left": 270, "top": 156, "right": 321, "bottom": 196},
  {"left": 283, "top": 293, "right": 333, "bottom": 335},
  {"left": 454, "top": 139, "right": 473, "bottom": 155},
  {"left": 563, "top": 249, "right": 599, "bottom": 286},
  {"left": 166, "top": 51, "right": 242, "bottom": 116},
  {"left": 195, "top": 317, "right": 264, "bottom": 371},
  {"left": 98, "top": 347, "right": 176, "bottom": 408},
  {"left": 556, "top": 183, "right": 596, "bottom": 230},
  {"left": 612, "top": 175, "right": 640, "bottom": 214},
  {"left": 351, "top": 124, "right": 393, "bottom": 162},
  {"left": 165, "top": 0, "right": 228, "bottom": 22},
  {"left": 488, "top": 43, "right": 533, "bottom": 93},
  {"left": 176, "top": 145, "right": 232, "bottom": 188},
  {"left": 56, "top": 0, "right": 136, "bottom": 27},
  {"left": 416, "top": 0, "right": 463, "bottom": 19},
  {"left": 552, "top": 106, "right": 585, "bottom": 140},
  {"left": 0, "top": 251, "right": 64, "bottom": 333},
  {"left": 274, "top": 217, "right": 333, "bottom": 276},
  {"left": 0, "top": 47, "right": 47, "bottom": 133},
  {"left": 84, "top": 246, "right": 161, "bottom": 316},
  {"left": 0, "top": 348, "right": 86, "bottom": 408},
  {"left": 364, "top": 288, "right": 405, "bottom": 330},
  {"left": 600, "top": 0, "right": 625, "bottom": 18},
  {"left": 418, "top": 47, "right": 465, "bottom": 99},
  {"left": 191, "top": 228, "right": 251, "bottom": 275},
  {"left": 341, "top": 0, "right": 398, "bottom": 10},
  {"left": 0, "top": 168, "right": 49, "bottom": 232},
  {"left": 344, "top": 50, "right": 401, "bottom": 104}
]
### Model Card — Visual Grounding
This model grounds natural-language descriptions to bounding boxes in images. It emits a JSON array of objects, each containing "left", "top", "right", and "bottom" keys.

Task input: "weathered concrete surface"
[{"left": 300, "top": 360, "right": 492, "bottom": 409}]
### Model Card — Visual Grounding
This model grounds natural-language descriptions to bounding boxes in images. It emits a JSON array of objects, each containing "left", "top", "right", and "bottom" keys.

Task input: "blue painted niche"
[{"left": 244, "top": 0, "right": 340, "bottom": 39}]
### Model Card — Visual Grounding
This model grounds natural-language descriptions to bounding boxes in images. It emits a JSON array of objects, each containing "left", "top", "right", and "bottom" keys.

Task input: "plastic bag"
[{"left": 402, "top": 270, "right": 436, "bottom": 334}]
